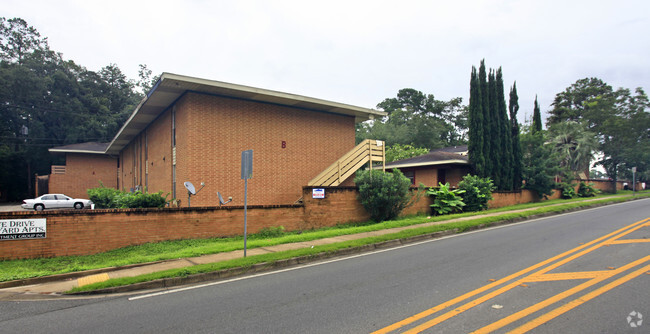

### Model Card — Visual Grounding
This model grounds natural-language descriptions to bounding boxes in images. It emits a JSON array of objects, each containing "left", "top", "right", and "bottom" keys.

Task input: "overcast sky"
[{"left": 4, "top": 0, "right": 649, "bottom": 124}]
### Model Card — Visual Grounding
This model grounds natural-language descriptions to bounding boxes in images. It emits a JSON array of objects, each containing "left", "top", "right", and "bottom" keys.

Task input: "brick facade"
[
  {"left": 48, "top": 154, "right": 117, "bottom": 199},
  {"left": 399, "top": 165, "right": 473, "bottom": 187},
  {"left": 50, "top": 92, "right": 357, "bottom": 206},
  {"left": 119, "top": 92, "right": 356, "bottom": 206}
]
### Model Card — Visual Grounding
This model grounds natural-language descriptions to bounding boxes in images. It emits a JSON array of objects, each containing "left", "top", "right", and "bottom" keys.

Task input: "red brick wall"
[
  {"left": 144, "top": 109, "right": 173, "bottom": 197},
  {"left": 167, "top": 93, "right": 356, "bottom": 206},
  {"left": 49, "top": 154, "right": 117, "bottom": 199},
  {"left": 400, "top": 165, "right": 472, "bottom": 188},
  {"left": 1, "top": 186, "right": 571, "bottom": 260},
  {"left": 0, "top": 187, "right": 365, "bottom": 259},
  {"left": 579, "top": 179, "right": 641, "bottom": 193}
]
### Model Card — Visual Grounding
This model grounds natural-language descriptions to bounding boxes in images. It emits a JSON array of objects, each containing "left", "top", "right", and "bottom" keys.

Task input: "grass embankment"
[{"left": 1, "top": 191, "right": 647, "bottom": 292}]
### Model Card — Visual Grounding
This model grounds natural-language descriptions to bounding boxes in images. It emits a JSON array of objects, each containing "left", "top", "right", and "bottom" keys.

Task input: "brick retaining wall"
[{"left": 1, "top": 187, "right": 571, "bottom": 260}]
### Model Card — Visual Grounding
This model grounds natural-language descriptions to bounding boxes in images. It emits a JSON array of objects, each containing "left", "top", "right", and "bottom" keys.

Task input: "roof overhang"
[
  {"left": 48, "top": 149, "right": 106, "bottom": 155},
  {"left": 48, "top": 142, "right": 110, "bottom": 155},
  {"left": 105, "top": 73, "right": 386, "bottom": 155},
  {"left": 385, "top": 159, "right": 470, "bottom": 169}
]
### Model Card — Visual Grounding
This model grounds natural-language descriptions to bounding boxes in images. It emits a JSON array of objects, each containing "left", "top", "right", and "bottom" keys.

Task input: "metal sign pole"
[
  {"left": 244, "top": 177, "right": 248, "bottom": 257},
  {"left": 632, "top": 167, "right": 637, "bottom": 196},
  {"left": 241, "top": 150, "right": 253, "bottom": 257}
]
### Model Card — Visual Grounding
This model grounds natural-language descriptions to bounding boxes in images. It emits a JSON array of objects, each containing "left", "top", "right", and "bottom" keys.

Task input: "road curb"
[{"left": 0, "top": 260, "right": 173, "bottom": 289}]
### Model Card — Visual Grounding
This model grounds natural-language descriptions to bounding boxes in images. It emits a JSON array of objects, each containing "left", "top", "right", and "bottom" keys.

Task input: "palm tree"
[{"left": 548, "top": 121, "right": 599, "bottom": 178}]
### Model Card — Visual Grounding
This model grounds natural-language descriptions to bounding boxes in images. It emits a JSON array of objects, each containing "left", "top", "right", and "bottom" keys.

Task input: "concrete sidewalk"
[{"left": 0, "top": 196, "right": 643, "bottom": 299}]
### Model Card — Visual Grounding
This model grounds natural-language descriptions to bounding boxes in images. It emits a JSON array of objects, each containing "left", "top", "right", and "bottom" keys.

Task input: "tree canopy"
[
  {"left": 547, "top": 78, "right": 650, "bottom": 185},
  {"left": 356, "top": 88, "right": 468, "bottom": 150},
  {"left": 0, "top": 17, "right": 150, "bottom": 200}
]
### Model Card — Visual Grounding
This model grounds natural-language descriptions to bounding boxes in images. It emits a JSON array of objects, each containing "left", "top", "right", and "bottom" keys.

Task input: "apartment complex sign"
[{"left": 0, "top": 218, "right": 46, "bottom": 240}]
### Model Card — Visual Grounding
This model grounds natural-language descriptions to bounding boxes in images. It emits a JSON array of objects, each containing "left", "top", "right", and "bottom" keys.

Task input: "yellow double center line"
[{"left": 373, "top": 217, "right": 650, "bottom": 334}]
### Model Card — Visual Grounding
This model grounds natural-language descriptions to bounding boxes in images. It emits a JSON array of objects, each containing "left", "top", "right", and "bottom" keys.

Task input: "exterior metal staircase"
[{"left": 308, "top": 139, "right": 385, "bottom": 187}]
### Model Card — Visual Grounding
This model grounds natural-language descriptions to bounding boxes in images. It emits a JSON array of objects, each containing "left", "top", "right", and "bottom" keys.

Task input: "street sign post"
[
  {"left": 632, "top": 167, "right": 637, "bottom": 196},
  {"left": 241, "top": 150, "right": 253, "bottom": 257}
]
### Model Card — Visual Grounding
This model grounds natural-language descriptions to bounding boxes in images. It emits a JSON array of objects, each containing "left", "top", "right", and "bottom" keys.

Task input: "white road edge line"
[{"left": 128, "top": 198, "right": 648, "bottom": 301}]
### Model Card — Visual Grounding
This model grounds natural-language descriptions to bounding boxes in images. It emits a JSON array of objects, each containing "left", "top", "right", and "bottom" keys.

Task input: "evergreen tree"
[
  {"left": 509, "top": 82, "right": 523, "bottom": 189},
  {"left": 521, "top": 130, "right": 561, "bottom": 198},
  {"left": 469, "top": 61, "right": 519, "bottom": 190},
  {"left": 532, "top": 95, "right": 542, "bottom": 132},
  {"left": 496, "top": 68, "right": 513, "bottom": 190},
  {"left": 468, "top": 66, "right": 485, "bottom": 178},
  {"left": 487, "top": 69, "right": 500, "bottom": 187},
  {"left": 478, "top": 60, "right": 491, "bottom": 178}
]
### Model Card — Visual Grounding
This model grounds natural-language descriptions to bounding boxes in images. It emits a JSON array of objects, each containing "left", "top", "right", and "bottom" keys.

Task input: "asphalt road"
[{"left": 1, "top": 199, "right": 648, "bottom": 333}]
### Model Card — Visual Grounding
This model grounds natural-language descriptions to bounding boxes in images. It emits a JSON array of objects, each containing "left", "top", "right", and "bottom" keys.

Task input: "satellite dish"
[
  {"left": 218, "top": 192, "right": 233, "bottom": 206},
  {"left": 184, "top": 182, "right": 196, "bottom": 195}
]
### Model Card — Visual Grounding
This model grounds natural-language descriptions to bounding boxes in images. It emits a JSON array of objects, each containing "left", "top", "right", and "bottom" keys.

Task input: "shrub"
[
  {"left": 87, "top": 186, "right": 168, "bottom": 209},
  {"left": 114, "top": 191, "right": 168, "bottom": 208},
  {"left": 577, "top": 182, "right": 599, "bottom": 197},
  {"left": 557, "top": 182, "right": 577, "bottom": 199},
  {"left": 427, "top": 182, "right": 466, "bottom": 215},
  {"left": 355, "top": 169, "right": 413, "bottom": 222},
  {"left": 87, "top": 186, "right": 122, "bottom": 208},
  {"left": 457, "top": 175, "right": 495, "bottom": 212}
]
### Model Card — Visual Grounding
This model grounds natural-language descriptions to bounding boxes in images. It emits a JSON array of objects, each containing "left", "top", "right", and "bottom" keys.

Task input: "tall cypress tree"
[
  {"left": 478, "top": 60, "right": 491, "bottom": 179},
  {"left": 468, "top": 66, "right": 485, "bottom": 177},
  {"left": 509, "top": 82, "right": 523, "bottom": 190},
  {"left": 469, "top": 60, "right": 519, "bottom": 190},
  {"left": 496, "top": 68, "right": 513, "bottom": 190},
  {"left": 487, "top": 69, "right": 500, "bottom": 187},
  {"left": 532, "top": 95, "right": 542, "bottom": 132}
]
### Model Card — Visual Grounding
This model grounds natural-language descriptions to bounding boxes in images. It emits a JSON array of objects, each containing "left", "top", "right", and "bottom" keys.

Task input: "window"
[
  {"left": 437, "top": 169, "right": 447, "bottom": 185},
  {"left": 403, "top": 171, "right": 415, "bottom": 185}
]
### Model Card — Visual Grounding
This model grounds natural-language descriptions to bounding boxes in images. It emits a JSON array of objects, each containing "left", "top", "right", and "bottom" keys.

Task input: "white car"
[{"left": 21, "top": 194, "right": 93, "bottom": 211}]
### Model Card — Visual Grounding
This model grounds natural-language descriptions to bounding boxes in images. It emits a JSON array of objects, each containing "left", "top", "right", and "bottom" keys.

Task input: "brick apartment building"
[{"left": 48, "top": 73, "right": 385, "bottom": 207}]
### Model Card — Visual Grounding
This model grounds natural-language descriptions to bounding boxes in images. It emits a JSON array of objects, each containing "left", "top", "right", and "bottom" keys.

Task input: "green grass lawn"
[{"left": 1, "top": 191, "right": 648, "bottom": 286}]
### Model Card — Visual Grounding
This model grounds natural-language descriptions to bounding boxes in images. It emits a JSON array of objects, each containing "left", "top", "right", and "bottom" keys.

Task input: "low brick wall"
[
  {"left": 489, "top": 189, "right": 562, "bottom": 208},
  {"left": 0, "top": 186, "right": 568, "bottom": 260}
]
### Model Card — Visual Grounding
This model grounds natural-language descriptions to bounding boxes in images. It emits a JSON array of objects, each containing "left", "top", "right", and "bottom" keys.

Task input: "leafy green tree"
[
  {"left": 0, "top": 17, "right": 144, "bottom": 200},
  {"left": 0, "top": 17, "right": 49, "bottom": 63},
  {"left": 520, "top": 130, "right": 561, "bottom": 199},
  {"left": 532, "top": 95, "right": 542, "bottom": 132},
  {"left": 548, "top": 78, "right": 649, "bottom": 188},
  {"left": 385, "top": 144, "right": 429, "bottom": 162},
  {"left": 354, "top": 169, "right": 413, "bottom": 222},
  {"left": 357, "top": 88, "right": 468, "bottom": 149},
  {"left": 136, "top": 64, "right": 160, "bottom": 94},
  {"left": 547, "top": 77, "right": 614, "bottom": 128}
]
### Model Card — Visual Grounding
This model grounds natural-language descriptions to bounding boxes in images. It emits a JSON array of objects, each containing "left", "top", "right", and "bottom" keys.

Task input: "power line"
[{"left": 2, "top": 103, "right": 129, "bottom": 118}]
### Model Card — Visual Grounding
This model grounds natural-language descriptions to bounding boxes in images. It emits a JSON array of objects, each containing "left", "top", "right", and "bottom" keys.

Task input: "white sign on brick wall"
[
  {"left": 0, "top": 218, "right": 46, "bottom": 240},
  {"left": 312, "top": 188, "right": 325, "bottom": 199}
]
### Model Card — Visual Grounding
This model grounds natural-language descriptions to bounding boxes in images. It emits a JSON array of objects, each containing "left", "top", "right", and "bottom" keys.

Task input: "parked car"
[{"left": 21, "top": 194, "right": 93, "bottom": 211}]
